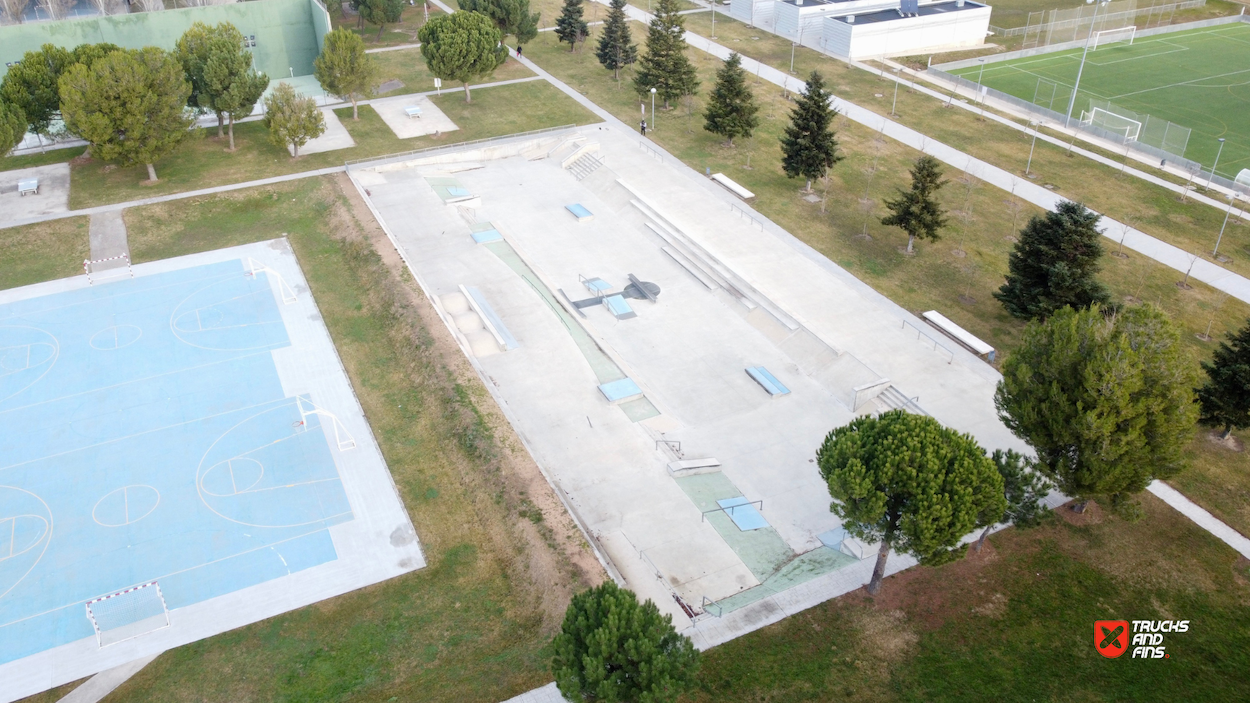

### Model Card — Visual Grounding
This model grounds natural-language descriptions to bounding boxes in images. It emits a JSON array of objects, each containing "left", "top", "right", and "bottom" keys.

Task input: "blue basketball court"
[{"left": 0, "top": 259, "right": 354, "bottom": 665}]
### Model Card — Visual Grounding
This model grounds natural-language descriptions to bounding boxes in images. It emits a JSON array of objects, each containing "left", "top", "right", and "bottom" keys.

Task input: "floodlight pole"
[
  {"left": 1026, "top": 121, "right": 1039, "bottom": 176},
  {"left": 1213, "top": 193, "right": 1238, "bottom": 258},
  {"left": 1064, "top": 0, "right": 1108, "bottom": 128},
  {"left": 1207, "top": 137, "right": 1226, "bottom": 190}
]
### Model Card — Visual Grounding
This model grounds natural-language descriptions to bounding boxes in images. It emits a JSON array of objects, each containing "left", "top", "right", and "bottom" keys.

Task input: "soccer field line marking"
[
  {"left": 0, "top": 519, "right": 350, "bottom": 630},
  {"left": 0, "top": 396, "right": 291, "bottom": 475},
  {"left": 0, "top": 349, "right": 273, "bottom": 418},
  {"left": 1087, "top": 44, "right": 1189, "bottom": 67},
  {"left": 1111, "top": 67, "right": 1250, "bottom": 100}
]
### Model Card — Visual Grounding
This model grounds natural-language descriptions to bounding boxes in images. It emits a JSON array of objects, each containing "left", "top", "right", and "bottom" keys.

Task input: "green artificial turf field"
[{"left": 950, "top": 22, "right": 1250, "bottom": 179}]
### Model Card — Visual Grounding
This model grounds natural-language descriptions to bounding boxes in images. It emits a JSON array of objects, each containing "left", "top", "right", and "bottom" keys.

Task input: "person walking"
[{"left": 640, "top": 120, "right": 647, "bottom": 136}]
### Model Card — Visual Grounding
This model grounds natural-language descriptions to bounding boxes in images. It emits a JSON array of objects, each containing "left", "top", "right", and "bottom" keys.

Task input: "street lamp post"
[
  {"left": 650, "top": 87, "right": 656, "bottom": 130},
  {"left": 1213, "top": 193, "right": 1238, "bottom": 259},
  {"left": 1064, "top": 0, "right": 1109, "bottom": 128},
  {"left": 891, "top": 67, "right": 901, "bottom": 116},
  {"left": 1026, "top": 120, "right": 1040, "bottom": 176},
  {"left": 711, "top": 0, "right": 716, "bottom": 38},
  {"left": 1208, "top": 137, "right": 1227, "bottom": 190},
  {"left": 975, "top": 58, "right": 986, "bottom": 117}
]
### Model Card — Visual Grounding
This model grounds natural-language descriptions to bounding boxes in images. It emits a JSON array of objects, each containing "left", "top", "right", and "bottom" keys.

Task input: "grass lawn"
[
  {"left": 524, "top": 28, "right": 1250, "bottom": 567},
  {"left": 679, "top": 11, "right": 1250, "bottom": 285},
  {"left": 949, "top": 23, "right": 1250, "bottom": 178},
  {"left": 65, "top": 80, "right": 599, "bottom": 210},
  {"left": 0, "top": 217, "right": 89, "bottom": 291},
  {"left": 332, "top": 3, "right": 439, "bottom": 47},
  {"left": 372, "top": 48, "right": 534, "bottom": 98},
  {"left": 686, "top": 494, "right": 1250, "bottom": 701},
  {"left": 1172, "top": 428, "right": 1250, "bottom": 538},
  {"left": 12, "top": 174, "right": 604, "bottom": 703},
  {"left": 1, "top": 147, "right": 83, "bottom": 171}
]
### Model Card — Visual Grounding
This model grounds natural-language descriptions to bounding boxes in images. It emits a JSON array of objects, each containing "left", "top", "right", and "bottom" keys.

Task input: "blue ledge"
[
  {"left": 717, "top": 497, "right": 770, "bottom": 531},
  {"left": 598, "top": 377, "right": 643, "bottom": 404},
  {"left": 746, "top": 366, "right": 789, "bottom": 396},
  {"left": 565, "top": 203, "right": 594, "bottom": 221}
]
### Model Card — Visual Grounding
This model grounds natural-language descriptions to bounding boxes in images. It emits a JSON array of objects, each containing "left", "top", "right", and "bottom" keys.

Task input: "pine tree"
[
  {"left": 633, "top": 0, "right": 698, "bottom": 109},
  {"left": 595, "top": 0, "right": 637, "bottom": 80},
  {"left": 974, "top": 449, "right": 1052, "bottom": 551},
  {"left": 58, "top": 47, "right": 194, "bottom": 182},
  {"left": 315, "top": 29, "right": 378, "bottom": 121},
  {"left": 419, "top": 11, "right": 507, "bottom": 102},
  {"left": 996, "top": 304, "right": 1198, "bottom": 517},
  {"left": 0, "top": 99, "right": 25, "bottom": 157},
  {"left": 880, "top": 155, "right": 949, "bottom": 254},
  {"left": 0, "top": 44, "right": 74, "bottom": 141},
  {"left": 461, "top": 0, "right": 540, "bottom": 47},
  {"left": 359, "top": 0, "right": 405, "bottom": 41},
  {"left": 703, "top": 52, "right": 759, "bottom": 146},
  {"left": 552, "top": 581, "right": 700, "bottom": 703},
  {"left": 994, "top": 200, "right": 1112, "bottom": 321},
  {"left": 818, "top": 410, "right": 1006, "bottom": 595},
  {"left": 554, "top": 0, "right": 589, "bottom": 52},
  {"left": 1197, "top": 319, "right": 1250, "bottom": 440},
  {"left": 780, "top": 71, "right": 842, "bottom": 191}
]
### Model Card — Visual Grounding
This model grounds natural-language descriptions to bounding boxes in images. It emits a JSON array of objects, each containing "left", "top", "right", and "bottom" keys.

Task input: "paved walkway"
[
  {"left": 56, "top": 655, "right": 159, "bottom": 703},
  {"left": 88, "top": 211, "right": 129, "bottom": 270},
  {"left": 1148, "top": 480, "right": 1250, "bottom": 559}
]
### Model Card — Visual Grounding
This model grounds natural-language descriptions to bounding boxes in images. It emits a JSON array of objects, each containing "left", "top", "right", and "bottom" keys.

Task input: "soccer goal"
[
  {"left": 85, "top": 581, "right": 171, "bottom": 647},
  {"left": 246, "top": 257, "right": 298, "bottom": 305},
  {"left": 1092, "top": 25, "right": 1136, "bottom": 49},
  {"left": 1081, "top": 107, "right": 1142, "bottom": 142},
  {"left": 84, "top": 254, "right": 134, "bottom": 285},
  {"left": 295, "top": 395, "right": 357, "bottom": 451}
]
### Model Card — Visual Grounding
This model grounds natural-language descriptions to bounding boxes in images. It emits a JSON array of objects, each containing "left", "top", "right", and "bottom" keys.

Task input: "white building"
[
  {"left": 728, "top": 0, "right": 991, "bottom": 58},
  {"left": 822, "top": 0, "right": 992, "bottom": 59}
]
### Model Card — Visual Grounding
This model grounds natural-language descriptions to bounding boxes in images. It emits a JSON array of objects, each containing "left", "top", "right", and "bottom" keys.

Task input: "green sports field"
[{"left": 950, "top": 22, "right": 1250, "bottom": 179}]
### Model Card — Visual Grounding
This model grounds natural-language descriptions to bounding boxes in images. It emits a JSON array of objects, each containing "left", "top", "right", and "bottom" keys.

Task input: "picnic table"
[
  {"left": 404, "top": 106, "right": 422, "bottom": 118},
  {"left": 18, "top": 178, "right": 39, "bottom": 196}
]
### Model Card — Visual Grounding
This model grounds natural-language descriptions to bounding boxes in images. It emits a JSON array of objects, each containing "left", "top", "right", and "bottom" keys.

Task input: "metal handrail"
[
  {"left": 729, "top": 202, "right": 765, "bottom": 231},
  {"left": 702, "top": 499, "right": 763, "bottom": 523},
  {"left": 344, "top": 124, "right": 578, "bottom": 167},
  {"left": 902, "top": 319, "right": 955, "bottom": 364}
]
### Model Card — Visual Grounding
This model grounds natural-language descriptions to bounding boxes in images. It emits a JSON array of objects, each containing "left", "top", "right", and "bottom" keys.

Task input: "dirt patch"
[
  {"left": 851, "top": 608, "right": 917, "bottom": 672},
  {"left": 1205, "top": 430, "right": 1244, "bottom": 452},
  {"left": 330, "top": 173, "right": 606, "bottom": 627},
  {"left": 1055, "top": 500, "right": 1105, "bottom": 527}
]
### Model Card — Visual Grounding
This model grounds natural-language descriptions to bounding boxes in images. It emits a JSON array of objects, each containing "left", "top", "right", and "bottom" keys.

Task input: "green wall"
[{"left": 0, "top": 0, "right": 331, "bottom": 79}]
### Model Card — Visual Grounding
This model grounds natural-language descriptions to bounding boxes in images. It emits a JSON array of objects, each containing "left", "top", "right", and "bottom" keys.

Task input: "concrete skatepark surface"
[
  {"left": 351, "top": 124, "right": 1028, "bottom": 636},
  {"left": 0, "top": 164, "right": 70, "bottom": 227}
]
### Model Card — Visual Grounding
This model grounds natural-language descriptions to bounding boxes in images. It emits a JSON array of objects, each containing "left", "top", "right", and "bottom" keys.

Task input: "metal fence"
[{"left": 988, "top": 0, "right": 1204, "bottom": 40}]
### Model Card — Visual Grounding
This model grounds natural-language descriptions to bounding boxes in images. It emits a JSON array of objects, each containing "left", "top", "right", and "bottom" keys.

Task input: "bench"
[
  {"left": 710, "top": 172, "right": 755, "bottom": 201},
  {"left": 565, "top": 203, "right": 594, "bottom": 222},
  {"left": 603, "top": 294, "right": 636, "bottom": 320},
  {"left": 922, "top": 310, "right": 995, "bottom": 361},
  {"left": 459, "top": 284, "right": 519, "bottom": 351},
  {"left": 404, "top": 106, "right": 422, "bottom": 118},
  {"left": 666, "top": 458, "right": 722, "bottom": 477},
  {"left": 745, "top": 366, "right": 789, "bottom": 397},
  {"left": 18, "top": 178, "right": 38, "bottom": 196},
  {"left": 598, "top": 377, "right": 644, "bottom": 405}
]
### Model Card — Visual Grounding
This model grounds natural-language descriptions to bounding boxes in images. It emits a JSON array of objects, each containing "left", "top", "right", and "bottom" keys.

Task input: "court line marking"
[
  {"left": 0, "top": 515, "right": 47, "bottom": 562},
  {"left": 91, "top": 486, "right": 161, "bottom": 527},
  {"left": 0, "top": 396, "right": 291, "bottom": 475},
  {"left": 169, "top": 281, "right": 288, "bottom": 352},
  {"left": 0, "top": 328, "right": 59, "bottom": 405},
  {"left": 0, "top": 268, "right": 243, "bottom": 325},
  {"left": 0, "top": 519, "right": 349, "bottom": 630},
  {"left": 0, "top": 349, "right": 273, "bottom": 419},
  {"left": 0, "top": 486, "right": 52, "bottom": 602},
  {"left": 89, "top": 325, "right": 143, "bottom": 352}
]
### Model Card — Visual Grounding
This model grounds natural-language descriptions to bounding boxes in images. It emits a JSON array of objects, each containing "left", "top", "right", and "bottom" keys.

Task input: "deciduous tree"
[
  {"left": 552, "top": 581, "right": 699, "bottom": 703},
  {"left": 418, "top": 11, "right": 506, "bottom": 103},
  {"left": 633, "top": 0, "right": 698, "bottom": 108},
  {"left": 703, "top": 52, "right": 758, "bottom": 146},
  {"left": 881, "top": 155, "right": 949, "bottom": 254},
  {"left": 58, "top": 47, "right": 194, "bottom": 182},
  {"left": 314, "top": 28, "right": 377, "bottom": 120},
  {"left": 1197, "top": 318, "right": 1250, "bottom": 440},
  {"left": 817, "top": 410, "right": 1006, "bottom": 595},
  {"left": 262, "top": 81, "right": 326, "bottom": 157},
  {"left": 554, "top": 0, "right": 588, "bottom": 51},
  {"left": 994, "top": 200, "right": 1112, "bottom": 321},
  {"left": 595, "top": 0, "right": 636, "bottom": 80},
  {"left": 780, "top": 71, "right": 842, "bottom": 191},
  {"left": 995, "top": 304, "right": 1198, "bottom": 516}
]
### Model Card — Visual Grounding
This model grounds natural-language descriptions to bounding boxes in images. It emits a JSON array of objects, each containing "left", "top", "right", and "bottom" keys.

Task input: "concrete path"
[
  {"left": 1148, "top": 481, "right": 1250, "bottom": 559},
  {"left": 592, "top": 0, "right": 1250, "bottom": 306},
  {"left": 56, "top": 654, "right": 159, "bottom": 703},
  {"left": 87, "top": 210, "right": 130, "bottom": 271}
]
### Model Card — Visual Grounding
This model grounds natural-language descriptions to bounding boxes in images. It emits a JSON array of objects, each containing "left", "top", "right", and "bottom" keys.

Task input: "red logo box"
[{"left": 1095, "top": 620, "right": 1130, "bottom": 658}]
